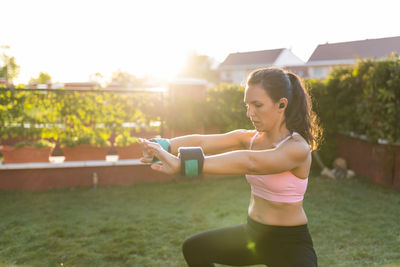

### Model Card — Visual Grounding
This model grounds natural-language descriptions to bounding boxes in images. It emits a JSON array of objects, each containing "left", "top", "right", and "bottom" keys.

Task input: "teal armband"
[
  {"left": 178, "top": 147, "right": 205, "bottom": 177},
  {"left": 149, "top": 138, "right": 171, "bottom": 163}
]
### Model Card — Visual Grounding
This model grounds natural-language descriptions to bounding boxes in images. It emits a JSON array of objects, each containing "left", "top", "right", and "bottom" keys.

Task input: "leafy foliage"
[
  {"left": 164, "top": 83, "right": 253, "bottom": 133},
  {"left": 204, "top": 83, "right": 252, "bottom": 132},
  {"left": 0, "top": 53, "right": 20, "bottom": 82},
  {"left": 29, "top": 72, "right": 52, "bottom": 84},
  {"left": 13, "top": 139, "right": 54, "bottom": 149},
  {"left": 115, "top": 131, "right": 139, "bottom": 146},
  {"left": 178, "top": 52, "right": 218, "bottom": 83},
  {"left": 0, "top": 90, "right": 156, "bottom": 147},
  {"left": 110, "top": 70, "right": 146, "bottom": 88},
  {"left": 307, "top": 55, "right": 400, "bottom": 165},
  {"left": 3, "top": 56, "right": 398, "bottom": 159},
  {"left": 60, "top": 133, "right": 111, "bottom": 148}
]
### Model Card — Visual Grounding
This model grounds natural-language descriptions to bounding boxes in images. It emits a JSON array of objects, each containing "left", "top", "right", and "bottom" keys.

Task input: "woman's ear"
[{"left": 278, "top": 98, "right": 288, "bottom": 111}]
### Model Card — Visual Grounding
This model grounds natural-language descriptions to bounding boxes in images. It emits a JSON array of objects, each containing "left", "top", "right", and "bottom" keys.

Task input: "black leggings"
[{"left": 182, "top": 216, "right": 317, "bottom": 267}]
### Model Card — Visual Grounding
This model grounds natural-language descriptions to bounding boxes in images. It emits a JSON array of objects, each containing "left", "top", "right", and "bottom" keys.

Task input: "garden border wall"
[{"left": 336, "top": 134, "right": 400, "bottom": 190}]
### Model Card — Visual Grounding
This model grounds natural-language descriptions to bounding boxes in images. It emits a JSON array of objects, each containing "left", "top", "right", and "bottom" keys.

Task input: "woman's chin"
[{"left": 254, "top": 125, "right": 262, "bottom": 131}]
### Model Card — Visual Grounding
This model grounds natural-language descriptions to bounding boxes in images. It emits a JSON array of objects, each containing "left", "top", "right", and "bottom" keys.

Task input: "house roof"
[
  {"left": 219, "top": 48, "right": 285, "bottom": 68},
  {"left": 308, "top": 36, "right": 400, "bottom": 62}
]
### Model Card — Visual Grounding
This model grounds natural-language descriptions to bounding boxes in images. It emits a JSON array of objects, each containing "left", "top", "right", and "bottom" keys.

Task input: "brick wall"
[{"left": 336, "top": 134, "right": 400, "bottom": 190}]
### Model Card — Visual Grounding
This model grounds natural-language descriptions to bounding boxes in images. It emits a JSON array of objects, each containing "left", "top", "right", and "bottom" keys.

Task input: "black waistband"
[{"left": 247, "top": 216, "right": 309, "bottom": 233}]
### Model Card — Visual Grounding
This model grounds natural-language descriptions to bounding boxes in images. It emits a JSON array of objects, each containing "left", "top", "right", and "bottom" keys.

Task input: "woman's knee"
[
  {"left": 182, "top": 234, "right": 215, "bottom": 266},
  {"left": 182, "top": 234, "right": 200, "bottom": 257}
]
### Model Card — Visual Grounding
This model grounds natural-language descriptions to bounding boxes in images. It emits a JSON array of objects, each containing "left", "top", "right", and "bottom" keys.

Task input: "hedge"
[
  {"left": 2, "top": 56, "right": 399, "bottom": 163},
  {"left": 307, "top": 55, "right": 400, "bottom": 165}
]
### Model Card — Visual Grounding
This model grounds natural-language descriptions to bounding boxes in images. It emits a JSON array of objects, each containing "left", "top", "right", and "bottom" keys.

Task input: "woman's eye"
[{"left": 255, "top": 104, "right": 263, "bottom": 108}]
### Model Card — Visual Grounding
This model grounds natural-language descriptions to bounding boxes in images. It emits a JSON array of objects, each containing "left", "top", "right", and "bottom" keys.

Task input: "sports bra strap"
[
  {"left": 249, "top": 131, "right": 299, "bottom": 149},
  {"left": 275, "top": 132, "right": 299, "bottom": 148},
  {"left": 249, "top": 131, "right": 258, "bottom": 149}
]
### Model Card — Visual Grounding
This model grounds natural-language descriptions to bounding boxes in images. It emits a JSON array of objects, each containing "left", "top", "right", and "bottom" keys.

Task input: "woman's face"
[{"left": 244, "top": 84, "right": 282, "bottom": 132}]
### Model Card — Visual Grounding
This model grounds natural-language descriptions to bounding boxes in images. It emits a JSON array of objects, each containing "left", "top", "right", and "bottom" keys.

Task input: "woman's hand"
[
  {"left": 139, "top": 138, "right": 155, "bottom": 164},
  {"left": 138, "top": 138, "right": 180, "bottom": 175}
]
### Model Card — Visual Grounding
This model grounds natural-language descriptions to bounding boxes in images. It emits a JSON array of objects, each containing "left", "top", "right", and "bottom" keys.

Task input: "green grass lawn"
[{"left": 0, "top": 174, "right": 399, "bottom": 267}]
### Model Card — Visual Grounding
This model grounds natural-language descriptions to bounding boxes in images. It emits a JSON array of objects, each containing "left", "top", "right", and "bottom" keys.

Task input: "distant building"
[
  {"left": 307, "top": 36, "right": 400, "bottom": 79},
  {"left": 106, "top": 81, "right": 121, "bottom": 90},
  {"left": 218, "top": 48, "right": 305, "bottom": 85},
  {"left": 29, "top": 82, "right": 99, "bottom": 90},
  {"left": 63, "top": 82, "right": 99, "bottom": 90}
]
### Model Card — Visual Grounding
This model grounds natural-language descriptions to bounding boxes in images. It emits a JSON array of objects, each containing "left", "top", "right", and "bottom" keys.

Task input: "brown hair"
[{"left": 247, "top": 67, "right": 322, "bottom": 150}]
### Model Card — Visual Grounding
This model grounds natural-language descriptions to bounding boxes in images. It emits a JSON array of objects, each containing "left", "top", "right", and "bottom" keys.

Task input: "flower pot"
[
  {"left": 62, "top": 144, "right": 110, "bottom": 161},
  {"left": 116, "top": 143, "right": 142, "bottom": 160},
  {"left": 0, "top": 145, "right": 54, "bottom": 164}
]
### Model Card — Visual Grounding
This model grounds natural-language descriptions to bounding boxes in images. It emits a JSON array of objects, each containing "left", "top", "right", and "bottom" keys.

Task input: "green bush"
[
  {"left": 204, "top": 83, "right": 253, "bottom": 132},
  {"left": 164, "top": 83, "right": 253, "bottom": 133},
  {"left": 307, "top": 55, "right": 400, "bottom": 165},
  {"left": 115, "top": 132, "right": 139, "bottom": 146},
  {"left": 13, "top": 139, "right": 54, "bottom": 149},
  {"left": 60, "top": 133, "right": 111, "bottom": 148},
  {"left": 165, "top": 96, "right": 205, "bottom": 132}
]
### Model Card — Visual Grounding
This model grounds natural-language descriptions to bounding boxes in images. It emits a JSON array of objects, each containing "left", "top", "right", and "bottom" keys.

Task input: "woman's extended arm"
[
  {"left": 140, "top": 138, "right": 310, "bottom": 176},
  {"left": 168, "top": 129, "right": 250, "bottom": 156},
  {"left": 202, "top": 141, "right": 309, "bottom": 175}
]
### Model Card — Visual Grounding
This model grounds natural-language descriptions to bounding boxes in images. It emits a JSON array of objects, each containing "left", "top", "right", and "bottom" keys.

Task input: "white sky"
[{"left": 2, "top": 0, "right": 400, "bottom": 84}]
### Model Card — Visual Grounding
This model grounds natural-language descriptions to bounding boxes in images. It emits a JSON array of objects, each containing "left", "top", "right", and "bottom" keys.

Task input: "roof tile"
[
  {"left": 308, "top": 36, "right": 400, "bottom": 62},
  {"left": 220, "top": 48, "right": 284, "bottom": 66}
]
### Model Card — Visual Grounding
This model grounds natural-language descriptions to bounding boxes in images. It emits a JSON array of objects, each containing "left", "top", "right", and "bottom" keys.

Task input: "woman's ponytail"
[{"left": 286, "top": 72, "right": 321, "bottom": 150}]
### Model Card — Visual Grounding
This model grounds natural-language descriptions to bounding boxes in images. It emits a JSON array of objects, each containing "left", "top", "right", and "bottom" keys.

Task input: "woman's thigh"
[
  {"left": 269, "top": 244, "right": 317, "bottom": 267},
  {"left": 182, "top": 222, "right": 317, "bottom": 267},
  {"left": 182, "top": 223, "right": 266, "bottom": 266}
]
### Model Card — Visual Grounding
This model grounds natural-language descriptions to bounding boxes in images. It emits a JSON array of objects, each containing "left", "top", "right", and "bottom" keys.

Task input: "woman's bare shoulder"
[
  {"left": 282, "top": 133, "right": 311, "bottom": 160},
  {"left": 291, "top": 133, "right": 310, "bottom": 148}
]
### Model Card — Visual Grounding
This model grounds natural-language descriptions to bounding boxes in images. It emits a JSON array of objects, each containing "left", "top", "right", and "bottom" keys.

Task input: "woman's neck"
[{"left": 259, "top": 125, "right": 291, "bottom": 145}]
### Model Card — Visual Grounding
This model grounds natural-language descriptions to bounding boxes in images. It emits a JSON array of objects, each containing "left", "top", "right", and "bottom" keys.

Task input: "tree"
[
  {"left": 179, "top": 52, "right": 218, "bottom": 83},
  {"left": 0, "top": 45, "right": 20, "bottom": 85},
  {"left": 109, "top": 70, "right": 145, "bottom": 88},
  {"left": 29, "top": 72, "right": 52, "bottom": 84},
  {"left": 89, "top": 72, "right": 105, "bottom": 88}
]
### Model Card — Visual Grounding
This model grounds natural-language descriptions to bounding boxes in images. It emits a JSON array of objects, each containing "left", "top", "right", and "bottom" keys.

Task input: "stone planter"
[
  {"left": 62, "top": 144, "right": 110, "bottom": 161},
  {"left": 116, "top": 143, "right": 143, "bottom": 160},
  {"left": 0, "top": 145, "right": 54, "bottom": 164}
]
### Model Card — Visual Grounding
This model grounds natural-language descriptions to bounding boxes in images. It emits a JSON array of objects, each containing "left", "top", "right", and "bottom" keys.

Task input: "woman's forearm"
[{"left": 168, "top": 130, "right": 245, "bottom": 157}]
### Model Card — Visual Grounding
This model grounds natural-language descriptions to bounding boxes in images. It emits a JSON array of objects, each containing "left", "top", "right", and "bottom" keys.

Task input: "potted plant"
[
  {"left": 61, "top": 133, "right": 111, "bottom": 161},
  {"left": 114, "top": 132, "right": 141, "bottom": 160},
  {"left": 0, "top": 139, "right": 55, "bottom": 164}
]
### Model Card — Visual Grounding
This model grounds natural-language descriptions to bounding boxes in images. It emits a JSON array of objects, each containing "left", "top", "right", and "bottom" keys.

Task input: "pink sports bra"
[{"left": 245, "top": 131, "right": 308, "bottom": 203}]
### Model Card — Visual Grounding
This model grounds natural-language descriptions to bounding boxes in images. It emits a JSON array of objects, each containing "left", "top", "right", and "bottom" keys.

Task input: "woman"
[{"left": 140, "top": 67, "right": 320, "bottom": 267}]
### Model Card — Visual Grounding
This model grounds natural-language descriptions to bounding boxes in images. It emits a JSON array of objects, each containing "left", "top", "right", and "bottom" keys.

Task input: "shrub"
[
  {"left": 307, "top": 55, "right": 400, "bottom": 165},
  {"left": 60, "top": 133, "right": 111, "bottom": 148},
  {"left": 115, "top": 132, "right": 139, "bottom": 146},
  {"left": 13, "top": 140, "right": 54, "bottom": 149},
  {"left": 204, "top": 83, "right": 253, "bottom": 132}
]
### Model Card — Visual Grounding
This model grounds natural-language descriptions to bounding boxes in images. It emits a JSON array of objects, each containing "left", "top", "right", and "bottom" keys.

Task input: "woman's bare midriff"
[{"left": 248, "top": 194, "right": 308, "bottom": 226}]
